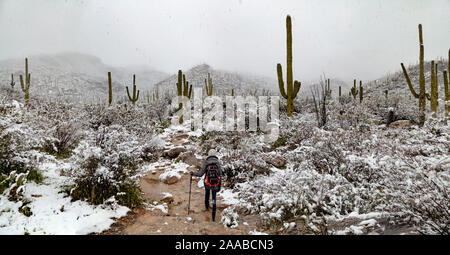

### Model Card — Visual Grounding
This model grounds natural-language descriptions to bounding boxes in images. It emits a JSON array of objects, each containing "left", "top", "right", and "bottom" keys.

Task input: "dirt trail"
[{"left": 101, "top": 131, "right": 260, "bottom": 235}]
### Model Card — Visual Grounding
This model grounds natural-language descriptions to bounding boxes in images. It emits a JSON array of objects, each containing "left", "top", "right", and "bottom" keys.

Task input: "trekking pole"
[{"left": 187, "top": 174, "right": 192, "bottom": 215}]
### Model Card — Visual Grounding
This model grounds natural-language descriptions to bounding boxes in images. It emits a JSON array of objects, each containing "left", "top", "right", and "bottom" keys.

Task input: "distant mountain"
[
  {"left": 155, "top": 64, "right": 278, "bottom": 96},
  {"left": 0, "top": 52, "right": 169, "bottom": 102}
]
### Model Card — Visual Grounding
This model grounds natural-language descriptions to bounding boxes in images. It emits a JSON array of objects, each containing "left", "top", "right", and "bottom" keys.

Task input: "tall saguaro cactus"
[
  {"left": 327, "top": 79, "right": 331, "bottom": 97},
  {"left": 359, "top": 80, "right": 363, "bottom": 103},
  {"left": 183, "top": 75, "right": 192, "bottom": 99},
  {"left": 176, "top": 70, "right": 192, "bottom": 124},
  {"left": 108, "top": 72, "right": 112, "bottom": 106},
  {"left": 277, "top": 15, "right": 301, "bottom": 117},
  {"left": 350, "top": 79, "right": 358, "bottom": 101},
  {"left": 19, "top": 58, "right": 31, "bottom": 106},
  {"left": 10, "top": 74, "right": 15, "bottom": 88},
  {"left": 444, "top": 70, "right": 449, "bottom": 118},
  {"left": 126, "top": 74, "right": 140, "bottom": 105},
  {"left": 205, "top": 73, "right": 213, "bottom": 96},
  {"left": 445, "top": 49, "right": 450, "bottom": 118},
  {"left": 177, "top": 70, "right": 192, "bottom": 99},
  {"left": 400, "top": 24, "right": 429, "bottom": 125},
  {"left": 430, "top": 61, "right": 438, "bottom": 115}
]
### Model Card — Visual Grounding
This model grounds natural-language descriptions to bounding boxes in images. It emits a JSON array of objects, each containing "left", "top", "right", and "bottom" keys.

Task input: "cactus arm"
[
  {"left": 293, "top": 80, "right": 301, "bottom": 97},
  {"left": 108, "top": 72, "right": 112, "bottom": 105},
  {"left": 126, "top": 86, "right": 133, "bottom": 101},
  {"left": 277, "top": 64, "right": 288, "bottom": 99},
  {"left": 19, "top": 75, "right": 25, "bottom": 92},
  {"left": 401, "top": 63, "right": 420, "bottom": 98},
  {"left": 136, "top": 90, "right": 140, "bottom": 101},
  {"left": 188, "top": 84, "right": 192, "bottom": 99}
]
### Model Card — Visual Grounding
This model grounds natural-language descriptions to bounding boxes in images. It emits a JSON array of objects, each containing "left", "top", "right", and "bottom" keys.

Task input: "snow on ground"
[
  {"left": 249, "top": 229, "right": 268, "bottom": 235},
  {"left": 159, "top": 162, "right": 190, "bottom": 183},
  {"left": 0, "top": 156, "right": 129, "bottom": 235},
  {"left": 218, "top": 188, "right": 239, "bottom": 205},
  {"left": 145, "top": 201, "right": 168, "bottom": 214}
]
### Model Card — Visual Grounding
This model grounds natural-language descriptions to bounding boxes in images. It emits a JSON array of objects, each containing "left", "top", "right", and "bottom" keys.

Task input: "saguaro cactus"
[
  {"left": 177, "top": 70, "right": 192, "bottom": 99},
  {"left": 10, "top": 74, "right": 15, "bottom": 88},
  {"left": 183, "top": 75, "right": 192, "bottom": 99},
  {"left": 327, "top": 79, "right": 331, "bottom": 97},
  {"left": 176, "top": 70, "right": 192, "bottom": 124},
  {"left": 108, "top": 72, "right": 112, "bottom": 106},
  {"left": 444, "top": 70, "right": 449, "bottom": 118},
  {"left": 339, "top": 86, "right": 341, "bottom": 99},
  {"left": 19, "top": 58, "right": 31, "bottom": 106},
  {"left": 445, "top": 49, "right": 450, "bottom": 118},
  {"left": 277, "top": 15, "right": 301, "bottom": 117},
  {"left": 359, "top": 80, "right": 363, "bottom": 103},
  {"left": 400, "top": 24, "right": 429, "bottom": 125},
  {"left": 350, "top": 79, "right": 358, "bottom": 101},
  {"left": 205, "top": 73, "right": 213, "bottom": 96},
  {"left": 126, "top": 74, "right": 140, "bottom": 105},
  {"left": 430, "top": 61, "right": 438, "bottom": 115}
]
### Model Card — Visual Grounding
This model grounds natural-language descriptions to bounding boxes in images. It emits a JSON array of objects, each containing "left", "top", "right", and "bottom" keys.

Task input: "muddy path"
[{"left": 101, "top": 130, "right": 261, "bottom": 235}]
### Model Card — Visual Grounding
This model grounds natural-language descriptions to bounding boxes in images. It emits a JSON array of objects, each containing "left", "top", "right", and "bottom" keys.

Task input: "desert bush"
[
  {"left": 69, "top": 125, "right": 147, "bottom": 207},
  {"left": 42, "top": 121, "right": 81, "bottom": 158},
  {"left": 393, "top": 172, "right": 450, "bottom": 235},
  {"left": 0, "top": 125, "right": 43, "bottom": 196}
]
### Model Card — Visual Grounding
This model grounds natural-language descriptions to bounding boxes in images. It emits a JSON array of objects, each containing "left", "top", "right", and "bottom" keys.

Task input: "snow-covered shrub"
[
  {"left": 84, "top": 102, "right": 163, "bottom": 137},
  {"left": 233, "top": 166, "right": 388, "bottom": 233},
  {"left": 408, "top": 174, "right": 449, "bottom": 234},
  {"left": 0, "top": 122, "right": 43, "bottom": 197},
  {"left": 390, "top": 172, "right": 450, "bottom": 235},
  {"left": 328, "top": 102, "right": 374, "bottom": 130},
  {"left": 148, "top": 97, "right": 171, "bottom": 129},
  {"left": 42, "top": 120, "right": 81, "bottom": 158},
  {"left": 70, "top": 125, "right": 145, "bottom": 207},
  {"left": 221, "top": 207, "right": 239, "bottom": 228}
]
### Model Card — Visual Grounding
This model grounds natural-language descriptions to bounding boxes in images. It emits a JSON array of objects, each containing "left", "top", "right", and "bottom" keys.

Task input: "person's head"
[{"left": 208, "top": 149, "right": 217, "bottom": 158}]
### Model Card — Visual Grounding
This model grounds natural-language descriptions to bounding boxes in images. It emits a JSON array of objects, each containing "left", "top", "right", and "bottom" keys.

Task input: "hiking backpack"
[{"left": 205, "top": 163, "right": 221, "bottom": 190}]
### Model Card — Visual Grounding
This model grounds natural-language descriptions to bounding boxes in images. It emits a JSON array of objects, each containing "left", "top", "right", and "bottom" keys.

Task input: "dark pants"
[{"left": 204, "top": 187, "right": 217, "bottom": 221}]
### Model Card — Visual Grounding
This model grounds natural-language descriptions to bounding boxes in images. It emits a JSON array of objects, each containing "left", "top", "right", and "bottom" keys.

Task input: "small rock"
[
  {"left": 161, "top": 174, "right": 180, "bottom": 184},
  {"left": 165, "top": 147, "right": 186, "bottom": 159},
  {"left": 389, "top": 120, "right": 411, "bottom": 129},
  {"left": 265, "top": 155, "right": 286, "bottom": 168},
  {"left": 161, "top": 196, "right": 174, "bottom": 204},
  {"left": 179, "top": 151, "right": 202, "bottom": 168},
  {"left": 359, "top": 124, "right": 370, "bottom": 133},
  {"left": 262, "top": 146, "right": 272, "bottom": 153}
]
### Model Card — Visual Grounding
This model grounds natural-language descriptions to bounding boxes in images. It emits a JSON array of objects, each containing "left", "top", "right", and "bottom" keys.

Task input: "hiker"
[{"left": 190, "top": 149, "right": 223, "bottom": 222}]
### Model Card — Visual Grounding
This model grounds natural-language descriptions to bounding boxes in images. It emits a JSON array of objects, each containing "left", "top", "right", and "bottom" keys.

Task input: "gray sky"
[{"left": 0, "top": 0, "right": 449, "bottom": 82}]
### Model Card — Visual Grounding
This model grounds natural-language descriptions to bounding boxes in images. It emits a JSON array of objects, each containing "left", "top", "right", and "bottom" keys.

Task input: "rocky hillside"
[
  {"left": 365, "top": 59, "right": 448, "bottom": 98},
  {"left": 0, "top": 52, "right": 169, "bottom": 103},
  {"left": 155, "top": 64, "right": 278, "bottom": 96}
]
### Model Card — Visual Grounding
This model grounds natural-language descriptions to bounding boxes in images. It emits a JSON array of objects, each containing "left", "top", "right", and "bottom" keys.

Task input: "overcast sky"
[{"left": 0, "top": 0, "right": 449, "bottom": 82}]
